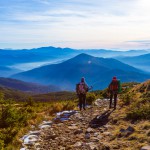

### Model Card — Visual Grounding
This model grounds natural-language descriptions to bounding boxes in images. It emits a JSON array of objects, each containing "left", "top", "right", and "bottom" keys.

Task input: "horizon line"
[{"left": 0, "top": 45, "right": 150, "bottom": 52}]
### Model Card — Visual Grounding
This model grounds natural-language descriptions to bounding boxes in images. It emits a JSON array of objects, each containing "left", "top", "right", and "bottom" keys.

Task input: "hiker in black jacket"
[
  {"left": 108, "top": 76, "right": 119, "bottom": 109},
  {"left": 76, "top": 77, "right": 89, "bottom": 111}
]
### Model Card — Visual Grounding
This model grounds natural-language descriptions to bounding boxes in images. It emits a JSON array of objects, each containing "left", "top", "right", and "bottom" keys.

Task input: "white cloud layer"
[{"left": 1, "top": 0, "right": 150, "bottom": 50}]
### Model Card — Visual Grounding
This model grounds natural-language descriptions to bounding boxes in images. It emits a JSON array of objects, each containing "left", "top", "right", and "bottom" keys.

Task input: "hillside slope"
[
  {"left": 116, "top": 53, "right": 150, "bottom": 72},
  {"left": 0, "top": 77, "right": 60, "bottom": 94},
  {"left": 0, "top": 86, "right": 29, "bottom": 101},
  {"left": 0, "top": 66, "right": 21, "bottom": 77}
]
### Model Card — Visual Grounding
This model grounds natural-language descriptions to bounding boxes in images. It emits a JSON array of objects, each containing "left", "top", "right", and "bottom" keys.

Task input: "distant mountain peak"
[{"left": 74, "top": 53, "right": 93, "bottom": 58}]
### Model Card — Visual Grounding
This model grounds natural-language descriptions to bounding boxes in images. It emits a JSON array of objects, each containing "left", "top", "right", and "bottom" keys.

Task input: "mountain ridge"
[
  {"left": 11, "top": 53, "right": 150, "bottom": 90},
  {"left": 0, "top": 77, "right": 60, "bottom": 94},
  {"left": 116, "top": 53, "right": 150, "bottom": 72},
  {"left": 1, "top": 46, "right": 149, "bottom": 74}
]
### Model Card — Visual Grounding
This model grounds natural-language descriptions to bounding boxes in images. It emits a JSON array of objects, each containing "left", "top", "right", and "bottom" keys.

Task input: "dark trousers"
[
  {"left": 110, "top": 92, "right": 117, "bottom": 109},
  {"left": 78, "top": 94, "right": 86, "bottom": 110}
]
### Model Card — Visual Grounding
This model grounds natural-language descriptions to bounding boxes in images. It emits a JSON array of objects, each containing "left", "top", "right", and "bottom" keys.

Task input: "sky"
[{"left": 1, "top": 0, "right": 150, "bottom": 50}]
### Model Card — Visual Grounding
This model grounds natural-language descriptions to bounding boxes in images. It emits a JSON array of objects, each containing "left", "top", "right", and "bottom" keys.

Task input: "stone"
[
  {"left": 73, "top": 142, "right": 82, "bottom": 147},
  {"left": 86, "top": 127, "right": 94, "bottom": 133},
  {"left": 45, "top": 134, "right": 57, "bottom": 140},
  {"left": 42, "top": 121, "right": 53, "bottom": 125},
  {"left": 103, "top": 132, "right": 111, "bottom": 136},
  {"left": 147, "top": 131, "right": 150, "bottom": 138},
  {"left": 20, "top": 148, "right": 26, "bottom": 150},
  {"left": 29, "top": 131, "right": 41, "bottom": 136},
  {"left": 68, "top": 125, "right": 78, "bottom": 130},
  {"left": 34, "top": 143, "right": 41, "bottom": 149},
  {"left": 74, "top": 129, "right": 83, "bottom": 135},
  {"left": 126, "top": 126, "right": 135, "bottom": 133},
  {"left": 141, "top": 146, "right": 150, "bottom": 150},
  {"left": 103, "top": 125, "right": 112, "bottom": 129},
  {"left": 39, "top": 124, "right": 51, "bottom": 129},
  {"left": 85, "top": 133, "right": 90, "bottom": 139},
  {"left": 91, "top": 137, "right": 99, "bottom": 142},
  {"left": 119, "top": 126, "right": 135, "bottom": 137},
  {"left": 97, "top": 135, "right": 103, "bottom": 140},
  {"left": 93, "top": 132, "right": 99, "bottom": 137},
  {"left": 23, "top": 135, "right": 39, "bottom": 145},
  {"left": 59, "top": 146, "right": 66, "bottom": 150},
  {"left": 120, "top": 128, "right": 126, "bottom": 133},
  {"left": 86, "top": 142, "right": 98, "bottom": 150}
]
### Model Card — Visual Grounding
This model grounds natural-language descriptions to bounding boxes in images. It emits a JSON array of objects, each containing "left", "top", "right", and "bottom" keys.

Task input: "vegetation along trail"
[{"left": 21, "top": 80, "right": 150, "bottom": 150}]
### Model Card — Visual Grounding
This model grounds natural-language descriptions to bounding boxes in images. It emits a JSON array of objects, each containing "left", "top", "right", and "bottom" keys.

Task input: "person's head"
[
  {"left": 81, "top": 77, "right": 85, "bottom": 82},
  {"left": 112, "top": 76, "right": 117, "bottom": 81}
]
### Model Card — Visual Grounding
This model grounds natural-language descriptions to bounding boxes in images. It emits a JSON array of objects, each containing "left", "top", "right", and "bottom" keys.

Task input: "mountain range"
[
  {"left": 11, "top": 53, "right": 150, "bottom": 90},
  {"left": 115, "top": 53, "right": 150, "bottom": 72},
  {"left": 0, "top": 77, "right": 60, "bottom": 94},
  {"left": 0, "top": 66, "right": 21, "bottom": 77},
  {"left": 0, "top": 46, "right": 149, "bottom": 74}
]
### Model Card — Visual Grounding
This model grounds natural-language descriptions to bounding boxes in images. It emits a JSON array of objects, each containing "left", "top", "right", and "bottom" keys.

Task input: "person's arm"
[
  {"left": 76, "top": 84, "right": 79, "bottom": 94},
  {"left": 85, "top": 83, "right": 93, "bottom": 91}
]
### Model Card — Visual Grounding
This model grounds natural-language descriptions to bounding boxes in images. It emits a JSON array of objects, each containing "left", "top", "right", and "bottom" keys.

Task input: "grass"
[
  {"left": 0, "top": 81, "right": 149, "bottom": 150},
  {"left": 0, "top": 92, "right": 77, "bottom": 150},
  {"left": 106, "top": 81, "right": 150, "bottom": 150}
]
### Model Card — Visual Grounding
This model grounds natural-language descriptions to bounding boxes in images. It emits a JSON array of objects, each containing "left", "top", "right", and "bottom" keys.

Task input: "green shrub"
[
  {"left": 0, "top": 139, "right": 4, "bottom": 150},
  {"left": 0, "top": 105, "right": 29, "bottom": 128},
  {"left": 0, "top": 127, "right": 19, "bottom": 147},
  {"left": 127, "top": 103, "right": 150, "bottom": 120},
  {"left": 120, "top": 93, "right": 135, "bottom": 106},
  {"left": 62, "top": 101, "right": 75, "bottom": 110},
  {"left": 86, "top": 93, "right": 96, "bottom": 105},
  {"left": 141, "top": 92, "right": 150, "bottom": 99},
  {"left": 50, "top": 103, "right": 64, "bottom": 114},
  {"left": 25, "top": 97, "right": 35, "bottom": 106},
  {"left": 93, "top": 89, "right": 109, "bottom": 99}
]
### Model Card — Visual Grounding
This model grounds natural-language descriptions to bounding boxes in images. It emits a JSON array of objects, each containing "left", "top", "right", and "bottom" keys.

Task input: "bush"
[
  {"left": 120, "top": 93, "right": 135, "bottom": 106},
  {"left": 127, "top": 102, "right": 150, "bottom": 120},
  {"left": 25, "top": 97, "right": 35, "bottom": 106},
  {"left": 62, "top": 101, "right": 75, "bottom": 110},
  {"left": 0, "top": 105, "right": 30, "bottom": 128},
  {"left": 86, "top": 93, "right": 96, "bottom": 105},
  {"left": 49, "top": 103, "right": 64, "bottom": 114},
  {"left": 0, "top": 139, "right": 4, "bottom": 150},
  {"left": 93, "top": 89, "right": 109, "bottom": 99},
  {"left": 0, "top": 127, "right": 19, "bottom": 147}
]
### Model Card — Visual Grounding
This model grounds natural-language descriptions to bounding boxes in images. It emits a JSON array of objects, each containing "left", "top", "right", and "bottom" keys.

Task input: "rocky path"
[
  {"left": 38, "top": 100, "right": 112, "bottom": 150},
  {"left": 20, "top": 99, "right": 150, "bottom": 150},
  {"left": 21, "top": 99, "right": 116, "bottom": 150}
]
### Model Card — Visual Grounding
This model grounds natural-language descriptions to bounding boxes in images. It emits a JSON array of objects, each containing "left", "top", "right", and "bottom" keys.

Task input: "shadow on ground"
[{"left": 89, "top": 109, "right": 114, "bottom": 128}]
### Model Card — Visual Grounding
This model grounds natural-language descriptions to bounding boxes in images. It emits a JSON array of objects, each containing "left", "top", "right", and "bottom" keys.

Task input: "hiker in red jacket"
[
  {"left": 76, "top": 77, "right": 89, "bottom": 111},
  {"left": 108, "top": 76, "right": 119, "bottom": 109}
]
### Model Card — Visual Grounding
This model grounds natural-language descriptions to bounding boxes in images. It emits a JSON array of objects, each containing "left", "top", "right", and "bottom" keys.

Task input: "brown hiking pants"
[
  {"left": 78, "top": 93, "right": 86, "bottom": 110},
  {"left": 109, "top": 91, "right": 118, "bottom": 109}
]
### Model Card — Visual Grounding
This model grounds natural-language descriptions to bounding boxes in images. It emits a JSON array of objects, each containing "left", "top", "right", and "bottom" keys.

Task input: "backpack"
[
  {"left": 76, "top": 82, "right": 87, "bottom": 94},
  {"left": 109, "top": 80, "right": 119, "bottom": 91}
]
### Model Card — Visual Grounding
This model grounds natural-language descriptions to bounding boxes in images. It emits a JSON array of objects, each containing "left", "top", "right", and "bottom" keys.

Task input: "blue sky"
[{"left": 1, "top": 0, "right": 150, "bottom": 50}]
